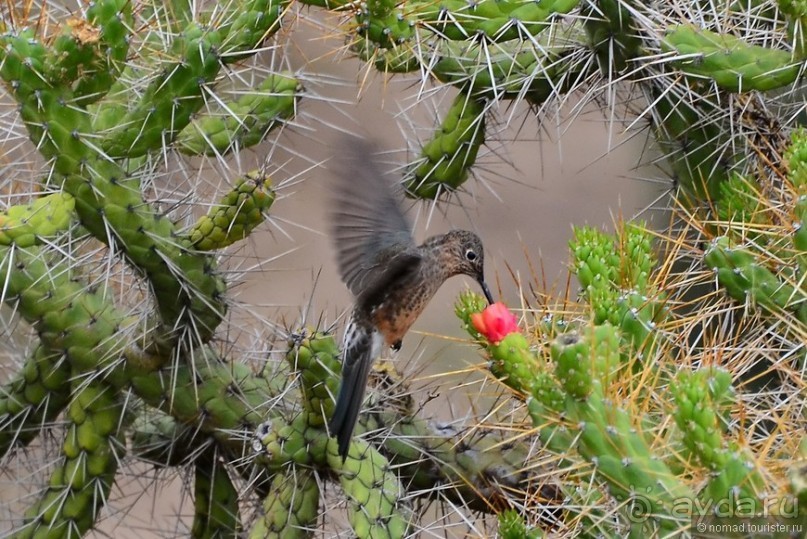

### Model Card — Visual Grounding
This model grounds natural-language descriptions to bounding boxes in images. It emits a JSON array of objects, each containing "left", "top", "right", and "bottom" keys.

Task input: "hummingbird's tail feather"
[{"left": 329, "top": 319, "right": 381, "bottom": 461}]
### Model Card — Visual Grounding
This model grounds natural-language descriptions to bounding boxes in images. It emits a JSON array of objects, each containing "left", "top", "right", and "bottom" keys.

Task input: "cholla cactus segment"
[
  {"left": 327, "top": 440, "right": 411, "bottom": 539},
  {"left": 662, "top": 25, "right": 803, "bottom": 93},
  {"left": 582, "top": 0, "right": 642, "bottom": 74},
  {"left": 0, "top": 30, "right": 93, "bottom": 174},
  {"left": 188, "top": 171, "right": 275, "bottom": 251},
  {"left": 786, "top": 128, "right": 807, "bottom": 190},
  {"left": 254, "top": 415, "right": 331, "bottom": 467},
  {"left": 192, "top": 456, "right": 242, "bottom": 538},
  {"left": 779, "top": 0, "right": 807, "bottom": 58},
  {"left": 177, "top": 73, "right": 301, "bottom": 156},
  {"left": 488, "top": 333, "right": 540, "bottom": 395},
  {"left": 15, "top": 377, "right": 123, "bottom": 538},
  {"left": 355, "top": 0, "right": 579, "bottom": 46},
  {"left": 100, "top": 23, "right": 224, "bottom": 158},
  {"left": 699, "top": 452, "right": 766, "bottom": 507},
  {"left": 671, "top": 368, "right": 734, "bottom": 470},
  {"left": 570, "top": 226, "right": 620, "bottom": 291},
  {"left": 621, "top": 224, "right": 655, "bottom": 292},
  {"left": 219, "top": 0, "right": 287, "bottom": 60},
  {"left": 0, "top": 347, "right": 70, "bottom": 456},
  {"left": 356, "top": 0, "right": 415, "bottom": 48},
  {"left": 248, "top": 467, "right": 320, "bottom": 539},
  {"left": 0, "top": 192, "right": 76, "bottom": 247},
  {"left": 404, "top": 91, "right": 485, "bottom": 199},
  {"left": 431, "top": 42, "right": 569, "bottom": 101},
  {"left": 704, "top": 237, "right": 807, "bottom": 327},
  {"left": 46, "top": 0, "right": 132, "bottom": 106},
  {"left": 130, "top": 355, "right": 271, "bottom": 439},
  {"left": 571, "top": 224, "right": 656, "bottom": 293},
  {"left": 0, "top": 245, "right": 134, "bottom": 384},
  {"left": 455, "top": 289, "right": 489, "bottom": 341},
  {"left": 552, "top": 325, "right": 620, "bottom": 400},
  {"left": 285, "top": 330, "right": 341, "bottom": 427},
  {"left": 716, "top": 174, "right": 767, "bottom": 232},
  {"left": 499, "top": 508, "right": 543, "bottom": 539}
]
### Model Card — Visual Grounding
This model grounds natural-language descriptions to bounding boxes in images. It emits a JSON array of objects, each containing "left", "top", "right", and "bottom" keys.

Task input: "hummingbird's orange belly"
[{"left": 373, "top": 304, "right": 421, "bottom": 346}]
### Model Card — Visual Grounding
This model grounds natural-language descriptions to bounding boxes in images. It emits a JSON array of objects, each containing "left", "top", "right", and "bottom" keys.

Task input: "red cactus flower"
[{"left": 470, "top": 302, "right": 519, "bottom": 343}]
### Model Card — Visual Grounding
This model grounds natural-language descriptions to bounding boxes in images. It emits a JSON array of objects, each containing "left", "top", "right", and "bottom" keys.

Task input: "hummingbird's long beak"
[{"left": 478, "top": 279, "right": 494, "bottom": 304}]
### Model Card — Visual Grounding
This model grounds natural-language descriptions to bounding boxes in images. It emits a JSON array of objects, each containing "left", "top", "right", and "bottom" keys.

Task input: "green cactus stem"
[
  {"left": 188, "top": 171, "right": 276, "bottom": 251},
  {"left": 404, "top": 91, "right": 486, "bottom": 199},
  {"left": 326, "top": 440, "right": 411, "bottom": 539},
  {"left": 45, "top": 0, "right": 132, "bottom": 106},
  {"left": 353, "top": 0, "right": 580, "bottom": 46},
  {"left": 176, "top": 73, "right": 301, "bottom": 156},
  {"left": 671, "top": 368, "right": 734, "bottom": 471},
  {"left": 582, "top": 0, "right": 643, "bottom": 74},
  {"left": 99, "top": 23, "right": 224, "bottom": 158},
  {"left": 248, "top": 467, "right": 320, "bottom": 539},
  {"left": 0, "top": 346, "right": 70, "bottom": 456},
  {"left": 662, "top": 25, "right": 803, "bottom": 93},
  {"left": 15, "top": 376, "right": 124, "bottom": 538},
  {"left": 284, "top": 330, "right": 341, "bottom": 428},
  {"left": 704, "top": 236, "right": 807, "bottom": 327}
]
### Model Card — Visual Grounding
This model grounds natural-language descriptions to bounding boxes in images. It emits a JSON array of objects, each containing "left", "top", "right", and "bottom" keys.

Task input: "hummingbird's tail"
[{"left": 329, "top": 319, "right": 381, "bottom": 461}]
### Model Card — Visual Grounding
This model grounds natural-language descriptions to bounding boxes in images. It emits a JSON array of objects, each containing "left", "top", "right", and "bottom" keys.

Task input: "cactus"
[
  {"left": 188, "top": 171, "right": 276, "bottom": 251},
  {"left": 1, "top": 0, "right": 806, "bottom": 536},
  {"left": 404, "top": 91, "right": 486, "bottom": 199}
]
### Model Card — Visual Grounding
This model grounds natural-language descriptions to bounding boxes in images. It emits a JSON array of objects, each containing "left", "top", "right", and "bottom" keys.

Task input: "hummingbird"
[{"left": 327, "top": 138, "right": 494, "bottom": 460}]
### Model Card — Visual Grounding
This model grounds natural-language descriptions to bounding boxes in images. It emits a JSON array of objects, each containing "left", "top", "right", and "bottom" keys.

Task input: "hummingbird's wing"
[{"left": 330, "top": 137, "right": 419, "bottom": 298}]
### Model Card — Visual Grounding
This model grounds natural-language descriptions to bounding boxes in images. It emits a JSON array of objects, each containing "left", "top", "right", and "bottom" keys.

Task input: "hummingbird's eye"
[{"left": 465, "top": 249, "right": 477, "bottom": 262}]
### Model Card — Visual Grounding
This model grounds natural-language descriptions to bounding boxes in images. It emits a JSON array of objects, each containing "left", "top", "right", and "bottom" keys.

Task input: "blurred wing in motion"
[{"left": 329, "top": 137, "right": 417, "bottom": 297}]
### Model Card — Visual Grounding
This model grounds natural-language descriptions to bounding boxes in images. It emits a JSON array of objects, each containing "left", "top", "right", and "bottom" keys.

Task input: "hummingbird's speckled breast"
[{"left": 369, "top": 258, "right": 446, "bottom": 348}]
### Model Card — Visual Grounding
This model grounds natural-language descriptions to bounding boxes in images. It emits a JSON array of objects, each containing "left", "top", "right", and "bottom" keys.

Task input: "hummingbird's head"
[{"left": 442, "top": 230, "right": 495, "bottom": 304}]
